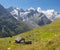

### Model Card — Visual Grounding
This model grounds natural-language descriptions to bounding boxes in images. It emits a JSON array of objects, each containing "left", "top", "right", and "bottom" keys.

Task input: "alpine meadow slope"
[{"left": 0, "top": 19, "right": 60, "bottom": 50}]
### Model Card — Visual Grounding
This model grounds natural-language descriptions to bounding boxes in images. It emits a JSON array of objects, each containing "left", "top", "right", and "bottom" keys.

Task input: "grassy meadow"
[{"left": 0, "top": 20, "right": 60, "bottom": 50}]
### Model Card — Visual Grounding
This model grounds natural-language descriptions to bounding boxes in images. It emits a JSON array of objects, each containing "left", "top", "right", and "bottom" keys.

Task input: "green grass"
[{"left": 0, "top": 20, "right": 60, "bottom": 50}]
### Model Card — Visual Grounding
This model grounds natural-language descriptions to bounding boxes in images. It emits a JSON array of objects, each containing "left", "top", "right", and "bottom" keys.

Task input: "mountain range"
[
  {"left": 7, "top": 7, "right": 60, "bottom": 26},
  {"left": 8, "top": 7, "right": 60, "bottom": 21},
  {"left": 0, "top": 4, "right": 60, "bottom": 37}
]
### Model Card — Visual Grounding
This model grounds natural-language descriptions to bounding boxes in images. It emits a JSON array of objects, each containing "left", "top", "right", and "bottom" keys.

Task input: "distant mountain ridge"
[
  {"left": 8, "top": 7, "right": 60, "bottom": 21},
  {"left": 7, "top": 6, "right": 60, "bottom": 31},
  {"left": 8, "top": 7, "right": 52, "bottom": 27},
  {"left": 7, "top": 7, "right": 60, "bottom": 25}
]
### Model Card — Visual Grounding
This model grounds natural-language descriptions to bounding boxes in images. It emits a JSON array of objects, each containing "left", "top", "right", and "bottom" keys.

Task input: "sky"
[{"left": 0, "top": 0, "right": 60, "bottom": 12}]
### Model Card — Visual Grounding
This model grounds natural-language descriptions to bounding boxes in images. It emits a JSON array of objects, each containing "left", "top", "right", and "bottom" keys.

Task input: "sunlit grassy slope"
[{"left": 0, "top": 19, "right": 60, "bottom": 50}]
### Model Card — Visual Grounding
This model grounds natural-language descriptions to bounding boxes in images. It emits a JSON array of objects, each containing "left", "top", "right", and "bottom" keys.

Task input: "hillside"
[
  {"left": 0, "top": 19, "right": 60, "bottom": 50},
  {"left": 0, "top": 4, "right": 30, "bottom": 37}
]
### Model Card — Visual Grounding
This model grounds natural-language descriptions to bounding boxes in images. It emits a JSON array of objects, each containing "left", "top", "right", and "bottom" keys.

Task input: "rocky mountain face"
[
  {"left": 0, "top": 4, "right": 30, "bottom": 37},
  {"left": 8, "top": 7, "right": 52, "bottom": 27},
  {"left": 8, "top": 7, "right": 60, "bottom": 28},
  {"left": 8, "top": 7, "right": 60, "bottom": 21}
]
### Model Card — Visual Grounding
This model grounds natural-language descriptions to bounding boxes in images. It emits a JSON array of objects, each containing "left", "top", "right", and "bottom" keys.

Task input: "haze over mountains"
[{"left": 0, "top": 4, "right": 60, "bottom": 37}]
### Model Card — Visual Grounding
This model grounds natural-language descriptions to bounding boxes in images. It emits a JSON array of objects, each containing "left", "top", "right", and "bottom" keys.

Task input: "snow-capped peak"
[
  {"left": 42, "top": 9, "right": 58, "bottom": 20},
  {"left": 11, "top": 9, "right": 19, "bottom": 15},
  {"left": 27, "top": 7, "right": 35, "bottom": 11},
  {"left": 8, "top": 7, "right": 60, "bottom": 21},
  {"left": 37, "top": 7, "right": 42, "bottom": 12},
  {"left": 14, "top": 7, "right": 20, "bottom": 10},
  {"left": 42, "top": 9, "right": 55, "bottom": 16}
]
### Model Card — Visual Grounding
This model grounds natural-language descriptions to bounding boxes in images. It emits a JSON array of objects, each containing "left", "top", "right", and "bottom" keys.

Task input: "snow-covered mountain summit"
[
  {"left": 8, "top": 7, "right": 60, "bottom": 21},
  {"left": 7, "top": 7, "right": 60, "bottom": 27}
]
